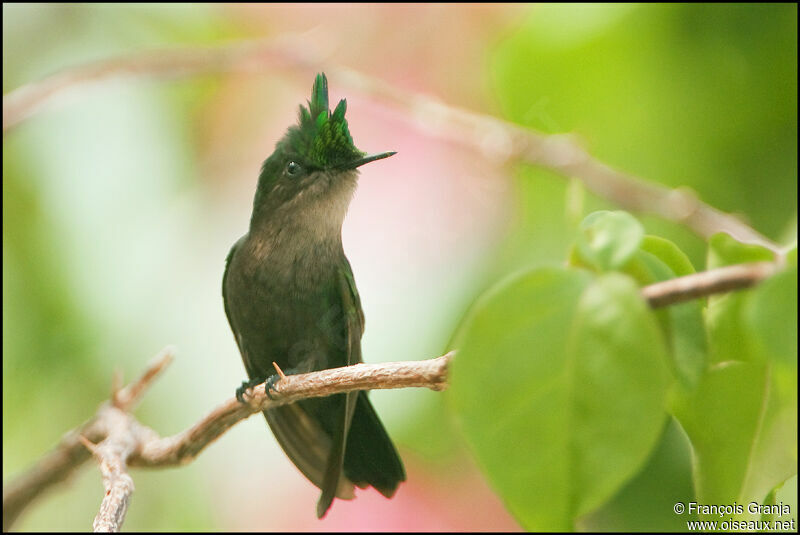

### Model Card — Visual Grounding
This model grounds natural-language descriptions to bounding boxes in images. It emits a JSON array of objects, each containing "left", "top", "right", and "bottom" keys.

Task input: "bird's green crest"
[{"left": 283, "top": 73, "right": 365, "bottom": 169}]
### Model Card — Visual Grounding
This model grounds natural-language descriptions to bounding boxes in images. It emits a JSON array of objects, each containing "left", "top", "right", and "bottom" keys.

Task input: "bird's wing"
[
  {"left": 222, "top": 236, "right": 245, "bottom": 359},
  {"left": 338, "top": 257, "right": 365, "bottom": 365},
  {"left": 314, "top": 261, "right": 364, "bottom": 517},
  {"left": 224, "top": 237, "right": 360, "bottom": 512}
]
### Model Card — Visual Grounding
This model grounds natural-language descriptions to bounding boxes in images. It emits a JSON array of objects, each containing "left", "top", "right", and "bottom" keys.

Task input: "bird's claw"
[
  {"left": 235, "top": 377, "right": 263, "bottom": 403},
  {"left": 234, "top": 374, "right": 284, "bottom": 403},
  {"left": 264, "top": 374, "right": 282, "bottom": 401}
]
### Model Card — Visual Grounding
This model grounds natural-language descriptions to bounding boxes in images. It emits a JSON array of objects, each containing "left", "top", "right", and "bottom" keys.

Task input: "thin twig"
[
  {"left": 1, "top": 37, "right": 781, "bottom": 253},
  {"left": 2, "top": 422, "right": 105, "bottom": 531},
  {"left": 642, "top": 262, "right": 778, "bottom": 308},
  {"left": 2, "top": 351, "right": 174, "bottom": 531},
  {"left": 112, "top": 346, "right": 175, "bottom": 411},
  {"left": 331, "top": 67, "right": 782, "bottom": 253},
  {"left": 0, "top": 260, "right": 783, "bottom": 530}
]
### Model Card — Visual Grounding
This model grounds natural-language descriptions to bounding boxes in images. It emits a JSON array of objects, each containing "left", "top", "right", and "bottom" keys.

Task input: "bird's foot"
[
  {"left": 263, "top": 361, "right": 299, "bottom": 400},
  {"left": 264, "top": 374, "right": 282, "bottom": 401},
  {"left": 235, "top": 377, "right": 263, "bottom": 403}
]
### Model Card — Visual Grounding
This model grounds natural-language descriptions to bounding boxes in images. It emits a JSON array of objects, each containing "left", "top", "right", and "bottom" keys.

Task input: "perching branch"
[
  {"left": 131, "top": 353, "right": 452, "bottom": 468},
  {"left": 1, "top": 35, "right": 782, "bottom": 254},
  {"left": 2, "top": 350, "right": 452, "bottom": 532},
  {"left": 1, "top": 261, "right": 783, "bottom": 531}
]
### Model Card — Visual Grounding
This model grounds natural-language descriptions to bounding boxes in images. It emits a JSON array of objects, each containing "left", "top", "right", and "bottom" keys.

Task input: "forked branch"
[{"left": 1, "top": 261, "right": 782, "bottom": 531}]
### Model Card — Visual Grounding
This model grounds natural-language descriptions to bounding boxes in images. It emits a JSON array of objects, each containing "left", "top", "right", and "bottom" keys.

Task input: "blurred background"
[{"left": 3, "top": 4, "right": 796, "bottom": 531}]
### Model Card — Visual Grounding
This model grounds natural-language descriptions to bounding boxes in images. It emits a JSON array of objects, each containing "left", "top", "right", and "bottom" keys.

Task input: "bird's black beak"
[{"left": 341, "top": 151, "right": 396, "bottom": 170}]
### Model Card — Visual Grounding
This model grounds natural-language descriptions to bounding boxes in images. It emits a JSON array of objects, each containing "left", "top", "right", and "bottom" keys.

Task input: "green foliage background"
[
  {"left": 446, "top": 6, "right": 797, "bottom": 529},
  {"left": 3, "top": 4, "right": 796, "bottom": 531},
  {"left": 489, "top": 3, "right": 796, "bottom": 276}
]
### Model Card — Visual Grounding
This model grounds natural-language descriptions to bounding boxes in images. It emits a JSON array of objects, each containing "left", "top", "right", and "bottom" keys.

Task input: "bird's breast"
[{"left": 225, "top": 232, "right": 347, "bottom": 376}]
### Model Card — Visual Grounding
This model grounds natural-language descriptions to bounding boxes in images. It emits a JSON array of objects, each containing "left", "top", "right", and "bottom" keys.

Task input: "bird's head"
[{"left": 251, "top": 73, "right": 394, "bottom": 228}]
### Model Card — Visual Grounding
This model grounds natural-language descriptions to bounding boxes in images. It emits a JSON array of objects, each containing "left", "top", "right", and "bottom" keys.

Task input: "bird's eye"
[{"left": 286, "top": 161, "right": 302, "bottom": 176}]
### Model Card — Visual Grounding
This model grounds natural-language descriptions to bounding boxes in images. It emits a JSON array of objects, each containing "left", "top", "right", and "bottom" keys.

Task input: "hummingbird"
[{"left": 222, "top": 73, "right": 405, "bottom": 518}]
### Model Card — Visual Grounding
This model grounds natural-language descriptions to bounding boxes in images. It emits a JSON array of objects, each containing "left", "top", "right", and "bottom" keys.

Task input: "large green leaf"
[
  {"left": 744, "top": 266, "right": 798, "bottom": 367},
  {"left": 671, "top": 361, "right": 797, "bottom": 519},
  {"left": 705, "top": 233, "right": 777, "bottom": 364},
  {"left": 622, "top": 235, "right": 707, "bottom": 388},
  {"left": 671, "top": 236, "right": 797, "bottom": 519},
  {"left": 571, "top": 216, "right": 707, "bottom": 388},
  {"left": 449, "top": 268, "right": 671, "bottom": 529},
  {"left": 580, "top": 420, "right": 698, "bottom": 532}
]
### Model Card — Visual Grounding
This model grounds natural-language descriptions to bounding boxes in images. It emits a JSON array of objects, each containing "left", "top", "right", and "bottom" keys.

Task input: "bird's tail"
[
  {"left": 316, "top": 391, "right": 356, "bottom": 518},
  {"left": 342, "top": 391, "right": 406, "bottom": 498},
  {"left": 264, "top": 402, "right": 355, "bottom": 504},
  {"left": 265, "top": 391, "right": 405, "bottom": 517}
]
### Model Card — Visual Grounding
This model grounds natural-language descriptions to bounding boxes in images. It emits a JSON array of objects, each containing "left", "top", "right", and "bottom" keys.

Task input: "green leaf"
[
  {"left": 580, "top": 420, "right": 698, "bottom": 531},
  {"left": 621, "top": 248, "right": 676, "bottom": 286},
  {"left": 671, "top": 361, "right": 797, "bottom": 519},
  {"left": 675, "top": 235, "right": 798, "bottom": 518},
  {"left": 707, "top": 232, "right": 775, "bottom": 269},
  {"left": 574, "top": 211, "right": 645, "bottom": 272},
  {"left": 620, "top": 236, "right": 706, "bottom": 389},
  {"left": 449, "top": 268, "right": 670, "bottom": 529},
  {"left": 639, "top": 235, "right": 696, "bottom": 277},
  {"left": 786, "top": 243, "right": 797, "bottom": 267},
  {"left": 705, "top": 233, "right": 777, "bottom": 364},
  {"left": 744, "top": 267, "right": 798, "bottom": 366}
]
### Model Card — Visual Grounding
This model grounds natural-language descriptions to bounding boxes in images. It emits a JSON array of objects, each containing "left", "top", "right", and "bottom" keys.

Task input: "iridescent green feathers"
[{"left": 283, "top": 73, "right": 365, "bottom": 169}]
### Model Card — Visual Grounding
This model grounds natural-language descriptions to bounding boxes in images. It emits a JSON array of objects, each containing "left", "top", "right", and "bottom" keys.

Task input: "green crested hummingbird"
[{"left": 222, "top": 73, "right": 405, "bottom": 518}]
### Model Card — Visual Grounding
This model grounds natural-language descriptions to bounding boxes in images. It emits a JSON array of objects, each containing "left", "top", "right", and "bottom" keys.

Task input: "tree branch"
[
  {"left": 642, "top": 261, "right": 778, "bottom": 308},
  {"left": 133, "top": 353, "right": 452, "bottom": 468},
  {"left": 2, "top": 421, "right": 105, "bottom": 531},
  {"left": 112, "top": 347, "right": 175, "bottom": 411},
  {"left": 1, "top": 36, "right": 782, "bottom": 254},
  {"left": 2, "top": 259, "right": 783, "bottom": 530},
  {"left": 2, "top": 351, "right": 452, "bottom": 531},
  {"left": 85, "top": 408, "right": 138, "bottom": 532},
  {"left": 1, "top": 348, "right": 174, "bottom": 532}
]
